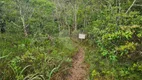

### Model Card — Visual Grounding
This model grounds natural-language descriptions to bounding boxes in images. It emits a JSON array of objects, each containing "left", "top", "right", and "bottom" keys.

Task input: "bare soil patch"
[
  {"left": 51, "top": 47, "right": 89, "bottom": 80},
  {"left": 65, "top": 47, "right": 89, "bottom": 80}
]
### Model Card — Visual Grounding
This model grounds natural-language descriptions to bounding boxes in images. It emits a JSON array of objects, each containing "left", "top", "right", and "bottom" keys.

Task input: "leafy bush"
[
  {"left": 0, "top": 32, "right": 76, "bottom": 80},
  {"left": 85, "top": 8, "right": 142, "bottom": 79}
]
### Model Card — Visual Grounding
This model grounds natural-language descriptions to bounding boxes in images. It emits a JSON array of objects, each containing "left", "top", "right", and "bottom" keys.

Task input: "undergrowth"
[{"left": 0, "top": 32, "right": 76, "bottom": 80}]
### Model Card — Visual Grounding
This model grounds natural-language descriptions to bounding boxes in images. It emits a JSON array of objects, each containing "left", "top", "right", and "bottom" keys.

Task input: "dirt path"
[{"left": 66, "top": 47, "right": 89, "bottom": 80}]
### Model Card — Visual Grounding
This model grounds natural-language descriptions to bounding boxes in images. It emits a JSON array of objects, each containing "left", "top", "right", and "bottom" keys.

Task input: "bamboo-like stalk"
[{"left": 126, "top": 0, "right": 137, "bottom": 14}]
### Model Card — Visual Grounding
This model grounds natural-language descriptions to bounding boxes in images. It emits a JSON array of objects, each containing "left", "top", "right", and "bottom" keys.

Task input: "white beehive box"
[{"left": 79, "top": 33, "right": 86, "bottom": 39}]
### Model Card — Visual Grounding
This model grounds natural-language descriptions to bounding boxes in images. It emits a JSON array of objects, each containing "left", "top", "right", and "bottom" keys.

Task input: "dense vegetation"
[{"left": 0, "top": 0, "right": 142, "bottom": 80}]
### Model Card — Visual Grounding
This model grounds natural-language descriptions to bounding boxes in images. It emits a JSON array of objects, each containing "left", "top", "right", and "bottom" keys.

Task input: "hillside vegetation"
[{"left": 0, "top": 0, "right": 142, "bottom": 80}]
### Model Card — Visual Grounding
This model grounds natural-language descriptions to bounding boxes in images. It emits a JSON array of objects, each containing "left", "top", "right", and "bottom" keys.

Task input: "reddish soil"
[
  {"left": 51, "top": 47, "right": 89, "bottom": 80},
  {"left": 66, "top": 47, "right": 89, "bottom": 80}
]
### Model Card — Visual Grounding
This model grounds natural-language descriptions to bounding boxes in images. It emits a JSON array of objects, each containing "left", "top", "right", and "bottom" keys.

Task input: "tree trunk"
[
  {"left": 21, "top": 17, "right": 28, "bottom": 37},
  {"left": 24, "top": 26, "right": 28, "bottom": 37},
  {"left": 74, "top": 4, "right": 77, "bottom": 31}
]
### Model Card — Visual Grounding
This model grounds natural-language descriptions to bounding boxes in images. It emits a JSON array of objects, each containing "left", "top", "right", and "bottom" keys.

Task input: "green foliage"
[
  {"left": 84, "top": 2, "right": 142, "bottom": 79},
  {"left": 0, "top": 32, "right": 76, "bottom": 79},
  {"left": 1, "top": 0, "right": 142, "bottom": 80}
]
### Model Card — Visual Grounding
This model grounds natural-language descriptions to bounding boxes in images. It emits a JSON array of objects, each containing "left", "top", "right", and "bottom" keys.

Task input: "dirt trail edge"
[{"left": 66, "top": 47, "right": 89, "bottom": 80}]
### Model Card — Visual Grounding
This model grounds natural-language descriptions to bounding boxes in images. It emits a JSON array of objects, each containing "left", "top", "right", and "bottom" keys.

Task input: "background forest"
[{"left": 0, "top": 0, "right": 142, "bottom": 80}]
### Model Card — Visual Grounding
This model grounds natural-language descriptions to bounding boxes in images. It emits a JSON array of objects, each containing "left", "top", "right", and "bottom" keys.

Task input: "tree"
[
  {"left": 15, "top": 0, "right": 34, "bottom": 37},
  {"left": 0, "top": 1, "right": 6, "bottom": 33}
]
